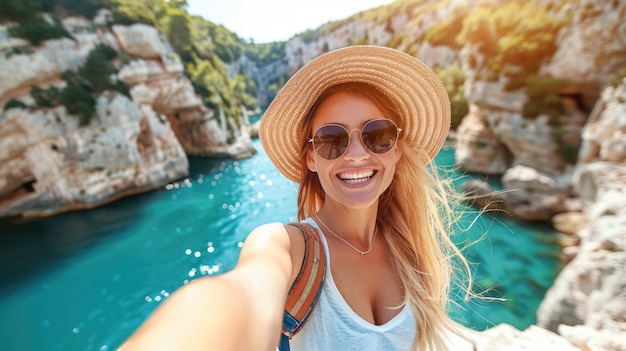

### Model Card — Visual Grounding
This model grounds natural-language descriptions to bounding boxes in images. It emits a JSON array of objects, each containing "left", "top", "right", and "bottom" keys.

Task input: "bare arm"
[{"left": 119, "top": 222, "right": 296, "bottom": 351}]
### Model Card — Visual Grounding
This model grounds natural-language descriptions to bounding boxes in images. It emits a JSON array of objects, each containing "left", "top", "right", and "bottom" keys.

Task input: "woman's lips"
[{"left": 338, "top": 170, "right": 376, "bottom": 185}]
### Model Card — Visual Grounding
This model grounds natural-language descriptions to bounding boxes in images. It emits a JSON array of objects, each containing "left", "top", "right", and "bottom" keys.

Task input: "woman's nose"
[{"left": 342, "top": 129, "right": 370, "bottom": 160}]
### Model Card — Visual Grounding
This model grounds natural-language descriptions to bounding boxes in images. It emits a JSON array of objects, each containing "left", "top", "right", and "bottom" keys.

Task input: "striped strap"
[{"left": 281, "top": 222, "right": 326, "bottom": 339}]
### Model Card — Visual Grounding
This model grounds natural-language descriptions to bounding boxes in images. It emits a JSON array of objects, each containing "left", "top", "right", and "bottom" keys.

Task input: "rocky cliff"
[
  {"left": 0, "top": 11, "right": 254, "bottom": 218},
  {"left": 534, "top": 78, "right": 626, "bottom": 351}
]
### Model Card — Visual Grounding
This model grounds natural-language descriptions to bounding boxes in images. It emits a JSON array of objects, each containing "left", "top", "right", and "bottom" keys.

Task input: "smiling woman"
[
  {"left": 186, "top": 0, "right": 395, "bottom": 43},
  {"left": 120, "top": 45, "right": 478, "bottom": 351}
]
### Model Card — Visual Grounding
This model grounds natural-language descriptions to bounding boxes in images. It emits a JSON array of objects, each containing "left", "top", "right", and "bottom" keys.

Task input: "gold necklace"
[{"left": 315, "top": 214, "right": 377, "bottom": 255}]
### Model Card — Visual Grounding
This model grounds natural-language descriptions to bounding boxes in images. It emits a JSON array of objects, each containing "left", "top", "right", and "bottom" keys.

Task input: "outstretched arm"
[{"left": 119, "top": 222, "right": 295, "bottom": 351}]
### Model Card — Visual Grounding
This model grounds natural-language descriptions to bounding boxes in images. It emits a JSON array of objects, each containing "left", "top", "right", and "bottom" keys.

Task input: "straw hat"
[{"left": 259, "top": 45, "right": 450, "bottom": 183}]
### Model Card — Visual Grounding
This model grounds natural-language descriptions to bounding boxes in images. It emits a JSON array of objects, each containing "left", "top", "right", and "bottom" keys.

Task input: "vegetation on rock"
[
  {"left": 435, "top": 65, "right": 468, "bottom": 130},
  {"left": 7, "top": 14, "right": 70, "bottom": 45},
  {"left": 29, "top": 44, "right": 129, "bottom": 126}
]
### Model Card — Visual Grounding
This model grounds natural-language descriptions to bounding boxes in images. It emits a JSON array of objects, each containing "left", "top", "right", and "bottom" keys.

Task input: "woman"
[{"left": 120, "top": 45, "right": 474, "bottom": 351}]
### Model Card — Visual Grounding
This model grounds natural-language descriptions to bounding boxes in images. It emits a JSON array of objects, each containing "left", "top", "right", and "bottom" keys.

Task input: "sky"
[{"left": 186, "top": 0, "right": 396, "bottom": 43}]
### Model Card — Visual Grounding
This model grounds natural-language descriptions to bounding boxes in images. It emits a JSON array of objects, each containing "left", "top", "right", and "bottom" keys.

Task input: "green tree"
[
  {"left": 110, "top": 0, "right": 167, "bottom": 27},
  {"left": 436, "top": 65, "right": 468, "bottom": 129},
  {"left": 80, "top": 44, "right": 118, "bottom": 92},
  {"left": 244, "top": 41, "right": 285, "bottom": 65},
  {"left": 60, "top": 77, "right": 96, "bottom": 126},
  {"left": 162, "top": 7, "right": 193, "bottom": 54}
]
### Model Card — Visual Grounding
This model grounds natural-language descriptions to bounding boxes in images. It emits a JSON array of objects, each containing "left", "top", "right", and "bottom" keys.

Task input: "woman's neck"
[{"left": 314, "top": 204, "right": 378, "bottom": 248}]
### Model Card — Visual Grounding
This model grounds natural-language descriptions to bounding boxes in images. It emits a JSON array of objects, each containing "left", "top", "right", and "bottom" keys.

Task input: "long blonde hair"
[{"left": 295, "top": 82, "right": 473, "bottom": 350}]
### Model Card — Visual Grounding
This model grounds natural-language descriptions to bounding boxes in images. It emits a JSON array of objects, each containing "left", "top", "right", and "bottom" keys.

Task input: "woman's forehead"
[{"left": 311, "top": 92, "right": 384, "bottom": 127}]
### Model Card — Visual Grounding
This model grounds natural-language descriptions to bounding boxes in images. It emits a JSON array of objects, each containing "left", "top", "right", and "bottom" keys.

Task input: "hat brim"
[{"left": 259, "top": 45, "right": 451, "bottom": 183}]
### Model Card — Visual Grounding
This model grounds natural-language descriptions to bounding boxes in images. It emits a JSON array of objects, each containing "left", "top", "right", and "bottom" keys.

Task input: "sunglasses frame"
[{"left": 308, "top": 118, "right": 402, "bottom": 160}]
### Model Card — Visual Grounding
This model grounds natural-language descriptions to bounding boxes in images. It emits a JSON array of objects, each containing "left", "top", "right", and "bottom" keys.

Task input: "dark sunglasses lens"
[
  {"left": 362, "top": 120, "right": 398, "bottom": 154},
  {"left": 313, "top": 125, "right": 349, "bottom": 160}
]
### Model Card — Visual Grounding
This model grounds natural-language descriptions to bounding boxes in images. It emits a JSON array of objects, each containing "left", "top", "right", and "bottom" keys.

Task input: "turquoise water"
[{"left": 0, "top": 139, "right": 563, "bottom": 351}]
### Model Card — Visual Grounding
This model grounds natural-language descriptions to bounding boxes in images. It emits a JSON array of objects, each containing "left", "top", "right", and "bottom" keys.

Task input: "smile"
[{"left": 338, "top": 170, "right": 376, "bottom": 185}]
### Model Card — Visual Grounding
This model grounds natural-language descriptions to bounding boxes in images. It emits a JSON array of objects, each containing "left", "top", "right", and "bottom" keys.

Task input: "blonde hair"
[{"left": 295, "top": 83, "right": 473, "bottom": 350}]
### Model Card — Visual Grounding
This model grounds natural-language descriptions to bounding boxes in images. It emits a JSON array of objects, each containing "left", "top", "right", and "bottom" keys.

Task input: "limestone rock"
[
  {"left": 455, "top": 101, "right": 587, "bottom": 176},
  {"left": 542, "top": 0, "right": 626, "bottom": 101},
  {"left": 536, "top": 250, "right": 626, "bottom": 338},
  {"left": 461, "top": 47, "right": 527, "bottom": 112},
  {"left": 455, "top": 105, "right": 511, "bottom": 175},
  {"left": 536, "top": 78, "right": 626, "bottom": 350},
  {"left": 573, "top": 162, "right": 626, "bottom": 202},
  {"left": 579, "top": 79, "right": 626, "bottom": 164},
  {"left": 0, "top": 93, "right": 188, "bottom": 218},
  {"left": 0, "top": 19, "right": 257, "bottom": 217},
  {"left": 111, "top": 24, "right": 168, "bottom": 59},
  {"left": 474, "top": 324, "right": 581, "bottom": 351},
  {"left": 551, "top": 212, "right": 588, "bottom": 236},
  {"left": 0, "top": 36, "right": 83, "bottom": 102},
  {"left": 0, "top": 25, "right": 29, "bottom": 51},
  {"left": 558, "top": 324, "right": 626, "bottom": 351},
  {"left": 501, "top": 165, "right": 572, "bottom": 221},
  {"left": 168, "top": 107, "right": 257, "bottom": 159},
  {"left": 452, "top": 1, "right": 626, "bottom": 177}
]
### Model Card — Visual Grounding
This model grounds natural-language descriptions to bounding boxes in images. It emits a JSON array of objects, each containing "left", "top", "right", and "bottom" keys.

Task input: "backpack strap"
[{"left": 279, "top": 222, "right": 326, "bottom": 350}]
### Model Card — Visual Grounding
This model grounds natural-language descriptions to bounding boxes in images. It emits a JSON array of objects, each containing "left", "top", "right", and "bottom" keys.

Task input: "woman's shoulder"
[
  {"left": 244, "top": 222, "right": 306, "bottom": 283},
  {"left": 246, "top": 222, "right": 306, "bottom": 247}
]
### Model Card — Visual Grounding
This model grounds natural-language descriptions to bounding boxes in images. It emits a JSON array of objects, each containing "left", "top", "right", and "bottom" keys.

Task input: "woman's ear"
[
  {"left": 306, "top": 147, "right": 317, "bottom": 173},
  {"left": 394, "top": 141, "right": 402, "bottom": 161}
]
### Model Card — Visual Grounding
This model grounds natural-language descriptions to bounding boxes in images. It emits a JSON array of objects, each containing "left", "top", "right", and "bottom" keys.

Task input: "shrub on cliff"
[
  {"left": 31, "top": 85, "right": 61, "bottom": 107},
  {"left": 79, "top": 43, "right": 131, "bottom": 98},
  {"left": 457, "top": 0, "right": 566, "bottom": 85},
  {"left": 60, "top": 76, "right": 97, "bottom": 126},
  {"left": 522, "top": 75, "right": 567, "bottom": 120},
  {"left": 435, "top": 65, "right": 468, "bottom": 130},
  {"left": 110, "top": 0, "right": 165, "bottom": 27},
  {"left": 8, "top": 14, "right": 70, "bottom": 45},
  {"left": 244, "top": 42, "right": 285, "bottom": 65},
  {"left": 0, "top": 0, "right": 41, "bottom": 22},
  {"left": 424, "top": 4, "right": 468, "bottom": 49},
  {"left": 3, "top": 98, "right": 28, "bottom": 111},
  {"left": 162, "top": 7, "right": 193, "bottom": 54},
  {"left": 28, "top": 44, "right": 129, "bottom": 126},
  {"left": 609, "top": 67, "right": 626, "bottom": 88}
]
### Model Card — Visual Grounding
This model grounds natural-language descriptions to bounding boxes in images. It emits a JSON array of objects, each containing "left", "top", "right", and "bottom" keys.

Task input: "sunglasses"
[{"left": 309, "top": 118, "right": 401, "bottom": 160}]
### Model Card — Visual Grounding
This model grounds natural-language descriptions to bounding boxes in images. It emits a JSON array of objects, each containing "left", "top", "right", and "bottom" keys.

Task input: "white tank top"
[{"left": 289, "top": 218, "right": 417, "bottom": 351}]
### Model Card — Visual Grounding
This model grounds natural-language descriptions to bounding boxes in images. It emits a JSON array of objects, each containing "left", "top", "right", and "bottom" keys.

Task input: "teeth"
[{"left": 339, "top": 170, "right": 374, "bottom": 184}]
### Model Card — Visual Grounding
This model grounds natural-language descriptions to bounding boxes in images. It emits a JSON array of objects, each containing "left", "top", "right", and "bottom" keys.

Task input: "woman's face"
[{"left": 306, "top": 91, "right": 402, "bottom": 210}]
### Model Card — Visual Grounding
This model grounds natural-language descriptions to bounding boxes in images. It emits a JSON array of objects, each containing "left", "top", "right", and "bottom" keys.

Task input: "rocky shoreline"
[
  {"left": 0, "top": 20, "right": 256, "bottom": 218},
  {"left": 459, "top": 80, "right": 626, "bottom": 351}
]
